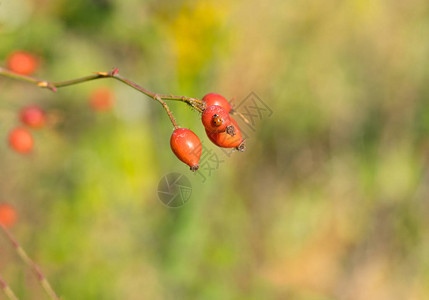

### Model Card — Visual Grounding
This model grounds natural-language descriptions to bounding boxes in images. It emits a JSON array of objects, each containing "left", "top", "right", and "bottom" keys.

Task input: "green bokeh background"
[{"left": 1, "top": 0, "right": 429, "bottom": 299}]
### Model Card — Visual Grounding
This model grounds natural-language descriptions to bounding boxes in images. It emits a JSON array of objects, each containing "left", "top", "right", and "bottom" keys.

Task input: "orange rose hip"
[
  {"left": 7, "top": 51, "right": 39, "bottom": 75},
  {"left": 0, "top": 203, "right": 17, "bottom": 228},
  {"left": 8, "top": 127, "right": 34, "bottom": 154}
]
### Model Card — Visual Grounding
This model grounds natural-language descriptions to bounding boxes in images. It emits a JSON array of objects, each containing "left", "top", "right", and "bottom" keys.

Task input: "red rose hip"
[
  {"left": 206, "top": 118, "right": 245, "bottom": 151},
  {"left": 201, "top": 105, "right": 232, "bottom": 134},
  {"left": 20, "top": 105, "right": 46, "bottom": 128},
  {"left": 202, "top": 93, "right": 232, "bottom": 113},
  {"left": 6, "top": 51, "right": 39, "bottom": 76},
  {"left": 8, "top": 127, "right": 34, "bottom": 154},
  {"left": 170, "top": 128, "right": 202, "bottom": 171}
]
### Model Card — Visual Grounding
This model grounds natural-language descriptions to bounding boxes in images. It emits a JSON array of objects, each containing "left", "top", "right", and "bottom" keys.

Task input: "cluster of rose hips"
[
  {"left": 7, "top": 88, "right": 114, "bottom": 154},
  {"left": 4, "top": 50, "right": 243, "bottom": 172},
  {"left": 170, "top": 93, "right": 245, "bottom": 171}
]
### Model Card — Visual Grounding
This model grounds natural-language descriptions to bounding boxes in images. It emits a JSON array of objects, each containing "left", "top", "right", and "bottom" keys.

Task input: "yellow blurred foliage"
[{"left": 164, "top": 0, "right": 230, "bottom": 76}]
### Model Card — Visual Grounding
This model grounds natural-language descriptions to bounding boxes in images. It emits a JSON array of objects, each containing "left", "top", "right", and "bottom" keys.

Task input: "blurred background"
[{"left": 1, "top": 0, "right": 429, "bottom": 299}]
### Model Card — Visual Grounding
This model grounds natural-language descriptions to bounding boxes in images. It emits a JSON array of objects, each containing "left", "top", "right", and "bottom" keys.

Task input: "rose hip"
[
  {"left": 0, "top": 203, "right": 17, "bottom": 228},
  {"left": 202, "top": 93, "right": 232, "bottom": 113},
  {"left": 8, "top": 127, "right": 34, "bottom": 154},
  {"left": 20, "top": 105, "right": 46, "bottom": 128},
  {"left": 201, "top": 105, "right": 232, "bottom": 133},
  {"left": 205, "top": 117, "right": 245, "bottom": 151},
  {"left": 7, "top": 51, "right": 39, "bottom": 76},
  {"left": 89, "top": 87, "right": 114, "bottom": 111},
  {"left": 170, "top": 128, "right": 202, "bottom": 171}
]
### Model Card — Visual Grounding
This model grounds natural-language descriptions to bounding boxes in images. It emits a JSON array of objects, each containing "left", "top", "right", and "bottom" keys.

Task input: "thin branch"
[
  {"left": 231, "top": 109, "right": 252, "bottom": 127},
  {"left": 0, "top": 67, "right": 205, "bottom": 128},
  {"left": 0, "top": 67, "right": 57, "bottom": 92},
  {"left": 0, "top": 224, "right": 59, "bottom": 300},
  {"left": 0, "top": 274, "right": 19, "bottom": 300},
  {"left": 112, "top": 74, "right": 180, "bottom": 129}
]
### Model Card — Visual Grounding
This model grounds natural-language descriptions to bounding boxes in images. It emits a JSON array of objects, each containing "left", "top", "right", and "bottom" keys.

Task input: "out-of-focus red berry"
[
  {"left": 20, "top": 105, "right": 46, "bottom": 128},
  {"left": 201, "top": 105, "right": 231, "bottom": 133},
  {"left": 6, "top": 51, "right": 39, "bottom": 76},
  {"left": 0, "top": 203, "right": 17, "bottom": 228},
  {"left": 8, "top": 127, "right": 34, "bottom": 154},
  {"left": 89, "top": 87, "right": 114, "bottom": 111},
  {"left": 170, "top": 128, "right": 202, "bottom": 171},
  {"left": 202, "top": 93, "right": 232, "bottom": 113},
  {"left": 206, "top": 117, "right": 245, "bottom": 151}
]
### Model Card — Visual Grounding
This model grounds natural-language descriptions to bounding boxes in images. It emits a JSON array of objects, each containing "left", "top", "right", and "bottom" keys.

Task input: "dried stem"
[
  {"left": 0, "top": 274, "right": 19, "bottom": 300},
  {"left": 0, "top": 67, "right": 206, "bottom": 129},
  {"left": 231, "top": 109, "right": 252, "bottom": 127},
  {"left": 0, "top": 224, "right": 59, "bottom": 300}
]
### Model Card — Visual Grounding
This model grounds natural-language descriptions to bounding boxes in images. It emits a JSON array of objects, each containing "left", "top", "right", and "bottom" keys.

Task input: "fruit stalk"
[{"left": 0, "top": 224, "right": 60, "bottom": 300}]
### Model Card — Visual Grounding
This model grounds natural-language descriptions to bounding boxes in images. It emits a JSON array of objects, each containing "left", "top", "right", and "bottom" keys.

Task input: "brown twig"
[
  {"left": 0, "top": 224, "right": 59, "bottom": 300},
  {"left": 0, "top": 274, "right": 19, "bottom": 300},
  {"left": 0, "top": 67, "right": 206, "bottom": 128}
]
